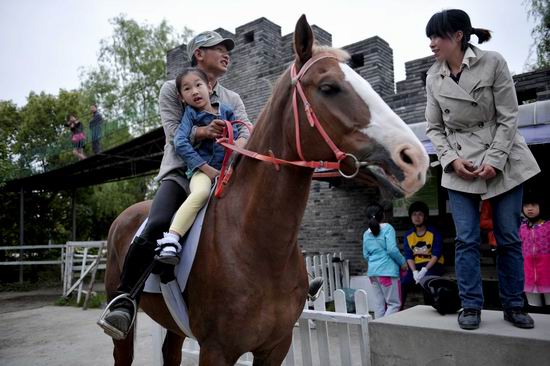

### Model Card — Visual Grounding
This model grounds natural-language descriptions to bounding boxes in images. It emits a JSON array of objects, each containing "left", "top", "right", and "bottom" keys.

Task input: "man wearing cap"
[{"left": 99, "top": 31, "right": 251, "bottom": 340}]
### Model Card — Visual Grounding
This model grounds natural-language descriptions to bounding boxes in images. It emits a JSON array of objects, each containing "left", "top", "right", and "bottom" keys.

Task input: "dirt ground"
[{"left": 0, "top": 288, "right": 198, "bottom": 366}]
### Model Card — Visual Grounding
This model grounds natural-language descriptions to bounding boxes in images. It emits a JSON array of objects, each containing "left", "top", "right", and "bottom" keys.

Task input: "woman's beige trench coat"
[{"left": 426, "top": 45, "right": 540, "bottom": 199}]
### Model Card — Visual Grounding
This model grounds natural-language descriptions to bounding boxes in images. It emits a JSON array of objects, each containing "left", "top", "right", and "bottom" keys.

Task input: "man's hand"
[
  {"left": 199, "top": 164, "right": 220, "bottom": 181},
  {"left": 197, "top": 119, "right": 226, "bottom": 141},
  {"left": 451, "top": 159, "right": 477, "bottom": 180},
  {"left": 472, "top": 164, "right": 497, "bottom": 180}
]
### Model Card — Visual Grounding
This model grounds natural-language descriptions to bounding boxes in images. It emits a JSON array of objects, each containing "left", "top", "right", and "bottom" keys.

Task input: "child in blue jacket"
[
  {"left": 363, "top": 203, "right": 407, "bottom": 318},
  {"left": 156, "top": 68, "right": 237, "bottom": 264}
]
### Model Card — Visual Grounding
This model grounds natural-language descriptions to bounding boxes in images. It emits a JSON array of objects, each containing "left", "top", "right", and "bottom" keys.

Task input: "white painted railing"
[
  {"left": 153, "top": 289, "right": 371, "bottom": 366},
  {"left": 305, "top": 252, "right": 350, "bottom": 303},
  {"left": 62, "top": 241, "right": 107, "bottom": 303}
]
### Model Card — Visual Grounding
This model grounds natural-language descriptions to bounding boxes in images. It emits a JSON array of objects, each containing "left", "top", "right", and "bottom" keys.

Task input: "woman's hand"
[
  {"left": 401, "top": 263, "right": 408, "bottom": 271},
  {"left": 451, "top": 159, "right": 477, "bottom": 180},
  {"left": 472, "top": 164, "right": 497, "bottom": 180}
]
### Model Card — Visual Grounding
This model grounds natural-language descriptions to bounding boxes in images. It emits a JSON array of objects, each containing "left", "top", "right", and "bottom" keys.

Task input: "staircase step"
[{"left": 369, "top": 305, "right": 550, "bottom": 366}]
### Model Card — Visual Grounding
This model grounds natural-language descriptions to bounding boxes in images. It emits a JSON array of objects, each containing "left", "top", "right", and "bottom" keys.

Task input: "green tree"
[
  {"left": 0, "top": 101, "right": 20, "bottom": 185},
  {"left": 527, "top": 0, "right": 550, "bottom": 68},
  {"left": 80, "top": 15, "right": 193, "bottom": 134},
  {"left": 11, "top": 90, "right": 90, "bottom": 174}
]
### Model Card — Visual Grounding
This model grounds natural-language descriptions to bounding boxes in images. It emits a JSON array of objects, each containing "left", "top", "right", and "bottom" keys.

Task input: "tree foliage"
[
  {"left": 527, "top": 0, "right": 550, "bottom": 69},
  {"left": 80, "top": 15, "right": 192, "bottom": 134},
  {"left": 0, "top": 16, "right": 190, "bottom": 257}
]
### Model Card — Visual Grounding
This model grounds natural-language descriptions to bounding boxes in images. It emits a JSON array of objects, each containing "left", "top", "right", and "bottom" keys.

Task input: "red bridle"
[{"left": 214, "top": 53, "right": 364, "bottom": 197}]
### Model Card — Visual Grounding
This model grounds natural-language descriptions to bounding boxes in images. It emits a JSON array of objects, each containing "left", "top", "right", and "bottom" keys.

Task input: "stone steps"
[{"left": 369, "top": 305, "right": 550, "bottom": 366}]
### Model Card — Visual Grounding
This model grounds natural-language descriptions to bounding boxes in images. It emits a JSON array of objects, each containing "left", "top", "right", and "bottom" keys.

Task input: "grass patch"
[{"left": 55, "top": 292, "right": 107, "bottom": 309}]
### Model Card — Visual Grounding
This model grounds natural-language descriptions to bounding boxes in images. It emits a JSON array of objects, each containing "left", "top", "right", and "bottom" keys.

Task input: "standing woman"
[
  {"left": 363, "top": 203, "right": 407, "bottom": 319},
  {"left": 65, "top": 114, "right": 86, "bottom": 160},
  {"left": 425, "top": 9, "right": 540, "bottom": 330}
]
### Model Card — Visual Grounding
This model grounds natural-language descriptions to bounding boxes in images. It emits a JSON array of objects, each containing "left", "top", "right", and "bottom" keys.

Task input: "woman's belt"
[{"left": 445, "top": 120, "right": 497, "bottom": 134}]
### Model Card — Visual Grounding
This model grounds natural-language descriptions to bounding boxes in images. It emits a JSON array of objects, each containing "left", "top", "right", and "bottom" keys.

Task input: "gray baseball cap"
[{"left": 187, "top": 31, "right": 235, "bottom": 61}]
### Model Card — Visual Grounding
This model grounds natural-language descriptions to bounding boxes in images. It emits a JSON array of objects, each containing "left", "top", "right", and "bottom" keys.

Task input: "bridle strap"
[
  {"left": 214, "top": 53, "right": 363, "bottom": 197},
  {"left": 291, "top": 55, "right": 347, "bottom": 162}
]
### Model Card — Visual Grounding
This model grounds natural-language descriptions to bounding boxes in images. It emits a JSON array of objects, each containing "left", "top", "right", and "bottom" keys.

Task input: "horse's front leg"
[
  {"left": 252, "top": 334, "right": 293, "bottom": 366},
  {"left": 162, "top": 330, "right": 185, "bottom": 366},
  {"left": 198, "top": 342, "right": 240, "bottom": 366},
  {"left": 112, "top": 322, "right": 135, "bottom": 366}
]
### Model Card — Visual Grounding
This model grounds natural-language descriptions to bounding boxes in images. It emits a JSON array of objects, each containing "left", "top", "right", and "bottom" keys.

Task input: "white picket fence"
[
  {"left": 305, "top": 252, "right": 350, "bottom": 303},
  {"left": 152, "top": 289, "right": 371, "bottom": 366},
  {"left": 62, "top": 241, "right": 107, "bottom": 303}
]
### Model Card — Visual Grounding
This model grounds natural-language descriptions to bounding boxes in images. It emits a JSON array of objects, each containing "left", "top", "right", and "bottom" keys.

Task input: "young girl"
[
  {"left": 363, "top": 203, "right": 407, "bottom": 319},
  {"left": 520, "top": 193, "right": 550, "bottom": 308},
  {"left": 155, "top": 68, "right": 238, "bottom": 264},
  {"left": 65, "top": 114, "right": 86, "bottom": 160}
]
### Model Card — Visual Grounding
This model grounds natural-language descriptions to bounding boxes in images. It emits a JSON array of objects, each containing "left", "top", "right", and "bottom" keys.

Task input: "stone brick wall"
[
  {"left": 298, "top": 180, "right": 379, "bottom": 275},
  {"left": 165, "top": 18, "right": 393, "bottom": 123}
]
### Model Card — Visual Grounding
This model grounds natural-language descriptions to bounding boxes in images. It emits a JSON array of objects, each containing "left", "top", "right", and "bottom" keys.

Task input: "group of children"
[{"left": 363, "top": 196, "right": 550, "bottom": 319}]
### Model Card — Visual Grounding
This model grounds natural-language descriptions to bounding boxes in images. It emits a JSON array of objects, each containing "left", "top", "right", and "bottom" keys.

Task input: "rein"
[{"left": 214, "top": 53, "right": 366, "bottom": 198}]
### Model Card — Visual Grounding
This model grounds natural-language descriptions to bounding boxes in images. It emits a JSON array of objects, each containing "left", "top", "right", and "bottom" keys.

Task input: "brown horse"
[{"left": 105, "top": 15, "right": 429, "bottom": 365}]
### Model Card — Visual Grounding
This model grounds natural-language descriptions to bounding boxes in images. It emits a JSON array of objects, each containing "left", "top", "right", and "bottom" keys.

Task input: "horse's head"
[{"left": 288, "top": 15, "right": 429, "bottom": 198}]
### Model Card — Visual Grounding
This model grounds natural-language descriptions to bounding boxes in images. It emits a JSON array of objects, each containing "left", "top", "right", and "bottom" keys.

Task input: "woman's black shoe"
[
  {"left": 458, "top": 308, "right": 481, "bottom": 330},
  {"left": 504, "top": 308, "right": 534, "bottom": 329}
]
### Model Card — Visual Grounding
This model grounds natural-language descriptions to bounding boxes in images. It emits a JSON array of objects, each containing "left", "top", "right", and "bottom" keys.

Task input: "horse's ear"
[{"left": 293, "top": 14, "right": 314, "bottom": 66}]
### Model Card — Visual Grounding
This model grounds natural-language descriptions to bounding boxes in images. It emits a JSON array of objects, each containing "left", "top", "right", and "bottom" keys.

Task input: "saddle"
[{"left": 140, "top": 189, "right": 214, "bottom": 338}]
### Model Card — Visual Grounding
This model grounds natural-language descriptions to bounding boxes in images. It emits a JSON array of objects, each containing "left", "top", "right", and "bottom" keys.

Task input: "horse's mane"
[{"left": 312, "top": 44, "right": 350, "bottom": 62}]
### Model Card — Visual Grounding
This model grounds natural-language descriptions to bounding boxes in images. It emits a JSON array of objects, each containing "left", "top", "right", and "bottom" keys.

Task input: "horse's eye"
[{"left": 319, "top": 84, "right": 340, "bottom": 95}]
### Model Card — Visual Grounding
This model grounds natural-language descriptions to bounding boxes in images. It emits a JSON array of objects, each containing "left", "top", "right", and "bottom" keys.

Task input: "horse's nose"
[{"left": 393, "top": 143, "right": 429, "bottom": 195}]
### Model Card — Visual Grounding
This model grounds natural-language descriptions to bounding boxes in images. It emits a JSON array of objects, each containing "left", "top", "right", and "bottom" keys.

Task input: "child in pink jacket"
[{"left": 520, "top": 194, "right": 550, "bottom": 307}]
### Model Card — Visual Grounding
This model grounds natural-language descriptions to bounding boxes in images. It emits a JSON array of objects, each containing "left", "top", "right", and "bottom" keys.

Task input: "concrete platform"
[{"left": 368, "top": 305, "right": 550, "bottom": 366}]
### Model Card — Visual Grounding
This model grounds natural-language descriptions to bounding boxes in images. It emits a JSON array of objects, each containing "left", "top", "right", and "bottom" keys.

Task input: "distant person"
[
  {"left": 424, "top": 9, "right": 540, "bottom": 330},
  {"left": 401, "top": 201, "right": 444, "bottom": 308},
  {"left": 362, "top": 203, "right": 407, "bottom": 319},
  {"left": 89, "top": 104, "right": 103, "bottom": 154},
  {"left": 520, "top": 192, "right": 550, "bottom": 308},
  {"left": 65, "top": 114, "right": 86, "bottom": 160}
]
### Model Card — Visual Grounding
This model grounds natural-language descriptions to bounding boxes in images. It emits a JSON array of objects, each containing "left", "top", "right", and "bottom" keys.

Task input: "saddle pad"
[{"left": 140, "top": 186, "right": 214, "bottom": 338}]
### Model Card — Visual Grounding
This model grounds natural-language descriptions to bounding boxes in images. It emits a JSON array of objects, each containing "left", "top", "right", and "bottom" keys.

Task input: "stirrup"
[
  {"left": 97, "top": 294, "right": 137, "bottom": 340},
  {"left": 308, "top": 277, "right": 324, "bottom": 301}
]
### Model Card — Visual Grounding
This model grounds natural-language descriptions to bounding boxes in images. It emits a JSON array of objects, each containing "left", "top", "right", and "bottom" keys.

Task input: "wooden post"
[
  {"left": 19, "top": 188, "right": 24, "bottom": 283},
  {"left": 334, "top": 290, "right": 352, "bottom": 366},
  {"left": 82, "top": 243, "right": 104, "bottom": 310},
  {"left": 71, "top": 189, "right": 76, "bottom": 241}
]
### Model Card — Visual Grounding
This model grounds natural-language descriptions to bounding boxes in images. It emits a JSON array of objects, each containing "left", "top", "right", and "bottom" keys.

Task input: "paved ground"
[
  {"left": 0, "top": 287, "right": 163, "bottom": 365},
  {"left": 0, "top": 288, "right": 364, "bottom": 365}
]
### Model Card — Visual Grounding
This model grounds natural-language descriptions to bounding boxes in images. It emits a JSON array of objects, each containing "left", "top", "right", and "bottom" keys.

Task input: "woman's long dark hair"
[
  {"left": 426, "top": 9, "right": 491, "bottom": 51},
  {"left": 366, "top": 203, "right": 385, "bottom": 237}
]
